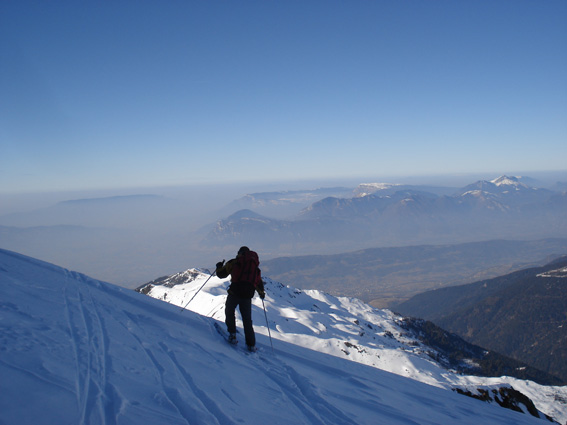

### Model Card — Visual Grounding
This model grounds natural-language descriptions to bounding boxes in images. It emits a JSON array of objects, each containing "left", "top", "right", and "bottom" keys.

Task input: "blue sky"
[{"left": 1, "top": 0, "right": 566, "bottom": 193}]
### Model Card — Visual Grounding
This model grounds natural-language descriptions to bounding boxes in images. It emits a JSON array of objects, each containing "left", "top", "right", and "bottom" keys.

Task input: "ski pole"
[
  {"left": 262, "top": 298, "right": 274, "bottom": 352},
  {"left": 180, "top": 270, "right": 216, "bottom": 313}
]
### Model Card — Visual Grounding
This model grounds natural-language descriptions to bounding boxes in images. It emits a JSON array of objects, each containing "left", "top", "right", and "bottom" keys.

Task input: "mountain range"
[
  {"left": 0, "top": 194, "right": 172, "bottom": 228},
  {"left": 2, "top": 248, "right": 566, "bottom": 424},
  {"left": 395, "top": 256, "right": 567, "bottom": 384},
  {"left": 205, "top": 176, "right": 567, "bottom": 257},
  {"left": 1, "top": 174, "right": 566, "bottom": 289}
]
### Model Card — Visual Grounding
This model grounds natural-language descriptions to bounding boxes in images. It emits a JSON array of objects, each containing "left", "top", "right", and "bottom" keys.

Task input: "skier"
[{"left": 216, "top": 246, "right": 265, "bottom": 351}]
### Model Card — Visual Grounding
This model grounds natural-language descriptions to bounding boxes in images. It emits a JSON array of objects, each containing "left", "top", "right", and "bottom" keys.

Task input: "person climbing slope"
[{"left": 216, "top": 246, "right": 265, "bottom": 351}]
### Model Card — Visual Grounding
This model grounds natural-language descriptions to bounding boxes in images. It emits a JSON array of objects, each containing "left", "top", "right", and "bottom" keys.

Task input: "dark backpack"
[{"left": 230, "top": 250, "right": 262, "bottom": 298}]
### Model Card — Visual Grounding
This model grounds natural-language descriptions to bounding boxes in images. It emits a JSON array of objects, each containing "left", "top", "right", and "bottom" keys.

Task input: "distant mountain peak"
[
  {"left": 354, "top": 183, "right": 402, "bottom": 197},
  {"left": 457, "top": 175, "right": 542, "bottom": 198},
  {"left": 226, "top": 209, "right": 267, "bottom": 220},
  {"left": 490, "top": 175, "right": 529, "bottom": 188}
]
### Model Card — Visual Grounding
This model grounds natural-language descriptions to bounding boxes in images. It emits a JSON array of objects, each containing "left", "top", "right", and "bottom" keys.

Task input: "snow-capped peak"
[
  {"left": 354, "top": 182, "right": 402, "bottom": 197},
  {"left": 491, "top": 175, "right": 529, "bottom": 189}
]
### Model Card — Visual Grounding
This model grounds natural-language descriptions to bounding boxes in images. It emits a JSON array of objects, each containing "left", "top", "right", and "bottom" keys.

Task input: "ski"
[
  {"left": 213, "top": 322, "right": 258, "bottom": 354},
  {"left": 214, "top": 322, "right": 237, "bottom": 345}
]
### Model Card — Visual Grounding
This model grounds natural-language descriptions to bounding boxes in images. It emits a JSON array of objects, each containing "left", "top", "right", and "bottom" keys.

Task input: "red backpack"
[{"left": 230, "top": 250, "right": 262, "bottom": 297}]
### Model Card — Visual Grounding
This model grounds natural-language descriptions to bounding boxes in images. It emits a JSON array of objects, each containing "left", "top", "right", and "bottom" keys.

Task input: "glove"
[
  {"left": 257, "top": 288, "right": 266, "bottom": 299},
  {"left": 216, "top": 260, "right": 225, "bottom": 269}
]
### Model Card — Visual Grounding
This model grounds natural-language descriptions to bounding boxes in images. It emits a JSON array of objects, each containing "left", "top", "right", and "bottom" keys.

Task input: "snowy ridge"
[
  {"left": 140, "top": 268, "right": 567, "bottom": 423},
  {"left": 1, "top": 248, "right": 566, "bottom": 424},
  {"left": 354, "top": 183, "right": 402, "bottom": 197},
  {"left": 537, "top": 266, "right": 567, "bottom": 278}
]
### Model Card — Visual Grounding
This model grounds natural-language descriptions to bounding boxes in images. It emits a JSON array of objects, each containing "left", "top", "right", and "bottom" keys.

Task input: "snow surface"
[
  {"left": 354, "top": 183, "right": 401, "bottom": 197},
  {"left": 1, "top": 248, "right": 566, "bottom": 425},
  {"left": 537, "top": 267, "right": 567, "bottom": 278}
]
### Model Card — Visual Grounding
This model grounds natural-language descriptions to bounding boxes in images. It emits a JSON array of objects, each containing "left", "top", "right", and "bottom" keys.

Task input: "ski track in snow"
[
  {"left": 212, "top": 322, "right": 361, "bottom": 425},
  {"left": 253, "top": 352, "right": 356, "bottom": 425},
  {"left": 211, "top": 320, "right": 337, "bottom": 424},
  {"left": 162, "top": 343, "right": 239, "bottom": 425},
  {"left": 63, "top": 271, "right": 119, "bottom": 425},
  {"left": 117, "top": 310, "right": 233, "bottom": 425}
]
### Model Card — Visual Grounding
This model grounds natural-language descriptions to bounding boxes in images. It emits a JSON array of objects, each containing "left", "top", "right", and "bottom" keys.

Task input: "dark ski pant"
[{"left": 225, "top": 293, "right": 255, "bottom": 347}]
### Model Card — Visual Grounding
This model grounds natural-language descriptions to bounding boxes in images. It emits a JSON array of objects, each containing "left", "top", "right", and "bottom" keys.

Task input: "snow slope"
[
  {"left": 1, "top": 249, "right": 565, "bottom": 425},
  {"left": 142, "top": 269, "right": 567, "bottom": 424}
]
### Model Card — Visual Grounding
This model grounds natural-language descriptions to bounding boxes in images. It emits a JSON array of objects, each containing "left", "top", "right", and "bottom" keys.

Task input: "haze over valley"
[{"left": 2, "top": 173, "right": 566, "bottom": 305}]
